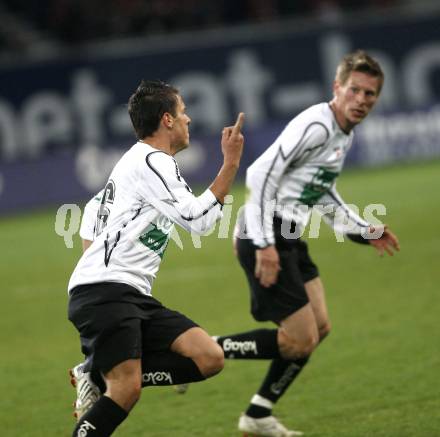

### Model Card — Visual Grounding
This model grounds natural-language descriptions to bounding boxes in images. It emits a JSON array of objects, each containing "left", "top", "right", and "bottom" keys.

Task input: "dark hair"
[
  {"left": 128, "top": 79, "right": 179, "bottom": 139},
  {"left": 336, "top": 50, "right": 384, "bottom": 94}
]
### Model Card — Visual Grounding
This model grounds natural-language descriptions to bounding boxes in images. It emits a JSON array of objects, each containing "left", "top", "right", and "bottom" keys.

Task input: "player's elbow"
[{"left": 187, "top": 219, "right": 218, "bottom": 236}]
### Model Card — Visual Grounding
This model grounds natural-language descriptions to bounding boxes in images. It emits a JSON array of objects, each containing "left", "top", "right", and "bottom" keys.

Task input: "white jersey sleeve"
[
  {"left": 245, "top": 120, "right": 329, "bottom": 247},
  {"left": 318, "top": 184, "right": 370, "bottom": 236},
  {"left": 79, "top": 190, "right": 103, "bottom": 241},
  {"left": 140, "top": 151, "right": 222, "bottom": 235}
]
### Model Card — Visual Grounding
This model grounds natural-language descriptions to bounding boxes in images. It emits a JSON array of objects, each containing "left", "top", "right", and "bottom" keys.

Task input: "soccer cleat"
[
  {"left": 238, "top": 413, "right": 303, "bottom": 437},
  {"left": 69, "top": 364, "right": 101, "bottom": 421}
]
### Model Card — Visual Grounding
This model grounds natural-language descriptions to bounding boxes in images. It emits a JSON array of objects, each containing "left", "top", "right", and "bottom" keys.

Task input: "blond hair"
[{"left": 335, "top": 50, "right": 384, "bottom": 94}]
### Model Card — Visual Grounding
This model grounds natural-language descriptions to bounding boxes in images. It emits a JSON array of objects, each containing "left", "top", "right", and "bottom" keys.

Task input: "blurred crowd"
[{"left": 0, "top": 0, "right": 405, "bottom": 54}]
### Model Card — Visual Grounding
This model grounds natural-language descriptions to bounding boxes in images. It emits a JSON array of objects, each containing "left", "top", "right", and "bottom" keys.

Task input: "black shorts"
[
  {"left": 237, "top": 218, "right": 319, "bottom": 324},
  {"left": 68, "top": 282, "right": 198, "bottom": 374}
]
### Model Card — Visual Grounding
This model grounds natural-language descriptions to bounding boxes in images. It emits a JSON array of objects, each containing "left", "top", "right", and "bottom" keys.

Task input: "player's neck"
[{"left": 139, "top": 136, "right": 172, "bottom": 155}]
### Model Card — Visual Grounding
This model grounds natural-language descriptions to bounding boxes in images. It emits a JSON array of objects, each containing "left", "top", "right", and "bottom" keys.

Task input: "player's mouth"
[{"left": 352, "top": 108, "right": 366, "bottom": 118}]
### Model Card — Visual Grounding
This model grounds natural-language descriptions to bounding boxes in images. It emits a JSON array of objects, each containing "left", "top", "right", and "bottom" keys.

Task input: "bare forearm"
[{"left": 209, "top": 162, "right": 239, "bottom": 204}]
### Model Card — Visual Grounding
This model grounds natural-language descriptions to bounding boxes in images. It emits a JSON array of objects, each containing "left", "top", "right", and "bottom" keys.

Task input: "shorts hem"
[
  {"left": 252, "top": 297, "right": 309, "bottom": 324},
  {"left": 86, "top": 347, "right": 142, "bottom": 374}
]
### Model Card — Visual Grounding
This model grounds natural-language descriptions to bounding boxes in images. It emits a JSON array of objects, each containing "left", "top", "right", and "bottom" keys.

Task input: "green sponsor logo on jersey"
[
  {"left": 139, "top": 223, "right": 170, "bottom": 258},
  {"left": 298, "top": 167, "right": 339, "bottom": 206}
]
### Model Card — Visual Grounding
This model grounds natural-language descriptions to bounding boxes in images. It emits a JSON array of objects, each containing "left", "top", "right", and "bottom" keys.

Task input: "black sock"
[
  {"left": 260, "top": 356, "right": 309, "bottom": 402},
  {"left": 72, "top": 396, "right": 127, "bottom": 437},
  {"left": 141, "top": 351, "right": 205, "bottom": 386},
  {"left": 246, "top": 356, "right": 309, "bottom": 418},
  {"left": 217, "top": 329, "right": 280, "bottom": 359}
]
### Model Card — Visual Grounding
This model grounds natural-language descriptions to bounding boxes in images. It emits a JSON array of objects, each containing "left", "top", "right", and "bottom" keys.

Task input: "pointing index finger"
[{"left": 233, "top": 112, "right": 245, "bottom": 133}]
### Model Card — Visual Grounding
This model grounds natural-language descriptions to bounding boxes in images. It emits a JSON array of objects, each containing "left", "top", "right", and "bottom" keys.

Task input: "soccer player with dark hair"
[
  {"left": 67, "top": 79, "right": 244, "bottom": 437},
  {"left": 215, "top": 50, "right": 400, "bottom": 436}
]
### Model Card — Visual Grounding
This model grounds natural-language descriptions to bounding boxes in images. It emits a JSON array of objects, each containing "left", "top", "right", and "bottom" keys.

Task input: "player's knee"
[
  {"left": 106, "top": 375, "right": 141, "bottom": 410},
  {"left": 319, "top": 321, "right": 331, "bottom": 341},
  {"left": 199, "top": 343, "right": 224, "bottom": 378},
  {"left": 280, "top": 333, "right": 318, "bottom": 360},
  {"left": 295, "top": 335, "right": 318, "bottom": 358}
]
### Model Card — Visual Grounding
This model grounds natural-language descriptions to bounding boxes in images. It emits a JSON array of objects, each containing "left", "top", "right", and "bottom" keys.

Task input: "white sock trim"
[{"left": 250, "top": 394, "right": 274, "bottom": 410}]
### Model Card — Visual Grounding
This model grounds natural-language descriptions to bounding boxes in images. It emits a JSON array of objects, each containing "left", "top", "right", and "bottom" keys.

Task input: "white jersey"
[
  {"left": 69, "top": 142, "right": 223, "bottom": 295},
  {"left": 241, "top": 103, "right": 369, "bottom": 247},
  {"left": 79, "top": 190, "right": 103, "bottom": 242}
]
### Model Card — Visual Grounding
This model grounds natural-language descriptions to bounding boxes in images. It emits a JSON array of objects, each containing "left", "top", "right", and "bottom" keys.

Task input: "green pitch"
[{"left": 1, "top": 160, "right": 439, "bottom": 436}]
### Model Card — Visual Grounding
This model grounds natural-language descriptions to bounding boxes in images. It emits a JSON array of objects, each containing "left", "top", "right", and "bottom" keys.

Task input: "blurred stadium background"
[{"left": 0, "top": 1, "right": 439, "bottom": 436}]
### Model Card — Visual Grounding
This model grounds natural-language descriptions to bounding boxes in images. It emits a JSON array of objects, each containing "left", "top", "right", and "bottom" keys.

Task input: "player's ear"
[
  {"left": 162, "top": 112, "right": 174, "bottom": 129},
  {"left": 332, "top": 80, "right": 339, "bottom": 97}
]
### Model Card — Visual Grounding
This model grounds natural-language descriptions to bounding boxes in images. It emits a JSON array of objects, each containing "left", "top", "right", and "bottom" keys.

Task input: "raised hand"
[
  {"left": 209, "top": 113, "right": 245, "bottom": 203},
  {"left": 221, "top": 112, "right": 245, "bottom": 168}
]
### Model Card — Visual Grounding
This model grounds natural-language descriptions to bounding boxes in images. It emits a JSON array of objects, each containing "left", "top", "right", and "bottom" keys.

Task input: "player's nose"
[{"left": 357, "top": 92, "right": 367, "bottom": 105}]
